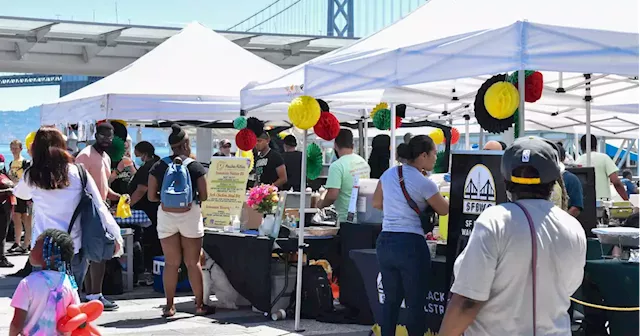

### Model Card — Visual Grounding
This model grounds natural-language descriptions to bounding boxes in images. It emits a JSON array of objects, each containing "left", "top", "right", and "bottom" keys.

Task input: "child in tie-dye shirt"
[{"left": 9, "top": 229, "right": 80, "bottom": 336}]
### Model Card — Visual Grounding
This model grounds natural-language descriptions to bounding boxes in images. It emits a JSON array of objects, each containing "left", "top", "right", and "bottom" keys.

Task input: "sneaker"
[
  {"left": 7, "top": 243, "right": 19, "bottom": 253},
  {"left": 99, "top": 296, "right": 119, "bottom": 311},
  {"left": 14, "top": 246, "right": 28, "bottom": 255},
  {"left": 138, "top": 272, "right": 154, "bottom": 286},
  {"left": 0, "top": 257, "right": 14, "bottom": 268}
]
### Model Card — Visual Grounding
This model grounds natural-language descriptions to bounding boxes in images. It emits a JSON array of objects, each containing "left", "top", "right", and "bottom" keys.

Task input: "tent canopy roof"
[{"left": 41, "top": 22, "right": 286, "bottom": 124}]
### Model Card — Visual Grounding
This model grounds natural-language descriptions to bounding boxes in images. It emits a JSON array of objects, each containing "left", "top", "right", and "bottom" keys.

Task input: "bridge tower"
[{"left": 327, "top": 0, "right": 354, "bottom": 37}]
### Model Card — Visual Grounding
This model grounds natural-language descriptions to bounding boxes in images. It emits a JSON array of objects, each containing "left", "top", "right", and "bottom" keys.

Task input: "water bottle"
[{"left": 231, "top": 215, "right": 241, "bottom": 233}]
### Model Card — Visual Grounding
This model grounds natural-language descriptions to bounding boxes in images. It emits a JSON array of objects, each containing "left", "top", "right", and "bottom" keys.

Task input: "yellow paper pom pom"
[
  {"left": 278, "top": 132, "right": 288, "bottom": 140},
  {"left": 236, "top": 149, "right": 255, "bottom": 171},
  {"left": 429, "top": 129, "right": 445, "bottom": 145},
  {"left": 288, "top": 96, "right": 321, "bottom": 130},
  {"left": 484, "top": 82, "right": 519, "bottom": 120},
  {"left": 110, "top": 119, "right": 128, "bottom": 127},
  {"left": 370, "top": 102, "right": 389, "bottom": 119},
  {"left": 25, "top": 131, "right": 36, "bottom": 151}
]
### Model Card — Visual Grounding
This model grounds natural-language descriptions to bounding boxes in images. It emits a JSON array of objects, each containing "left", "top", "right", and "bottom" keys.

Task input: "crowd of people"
[{"left": 0, "top": 120, "right": 637, "bottom": 335}]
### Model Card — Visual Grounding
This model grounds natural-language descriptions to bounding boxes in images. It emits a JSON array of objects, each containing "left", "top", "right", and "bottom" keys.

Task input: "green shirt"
[
  {"left": 576, "top": 152, "right": 619, "bottom": 200},
  {"left": 325, "top": 153, "right": 370, "bottom": 222}
]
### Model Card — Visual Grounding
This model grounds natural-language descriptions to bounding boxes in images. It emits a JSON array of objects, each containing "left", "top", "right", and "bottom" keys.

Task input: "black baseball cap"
[
  {"left": 283, "top": 135, "right": 297, "bottom": 147},
  {"left": 501, "top": 136, "right": 561, "bottom": 185}
]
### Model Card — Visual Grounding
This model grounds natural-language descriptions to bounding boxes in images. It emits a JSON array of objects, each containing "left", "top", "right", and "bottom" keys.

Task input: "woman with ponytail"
[{"left": 372, "top": 135, "right": 449, "bottom": 336}]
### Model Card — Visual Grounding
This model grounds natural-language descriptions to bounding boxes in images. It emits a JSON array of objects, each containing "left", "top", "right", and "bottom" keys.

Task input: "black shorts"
[{"left": 14, "top": 199, "right": 30, "bottom": 214}]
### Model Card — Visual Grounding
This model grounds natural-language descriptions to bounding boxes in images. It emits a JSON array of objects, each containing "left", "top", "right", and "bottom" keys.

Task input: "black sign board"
[
  {"left": 445, "top": 151, "right": 507, "bottom": 289},
  {"left": 566, "top": 167, "right": 597, "bottom": 237}
]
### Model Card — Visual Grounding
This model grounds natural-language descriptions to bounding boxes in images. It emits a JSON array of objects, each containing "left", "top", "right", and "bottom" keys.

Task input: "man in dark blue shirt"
[
  {"left": 621, "top": 170, "right": 638, "bottom": 195},
  {"left": 557, "top": 145, "right": 583, "bottom": 217}
]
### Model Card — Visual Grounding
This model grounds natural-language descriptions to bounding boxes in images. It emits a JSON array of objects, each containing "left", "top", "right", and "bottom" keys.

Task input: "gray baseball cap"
[{"left": 501, "top": 136, "right": 561, "bottom": 185}]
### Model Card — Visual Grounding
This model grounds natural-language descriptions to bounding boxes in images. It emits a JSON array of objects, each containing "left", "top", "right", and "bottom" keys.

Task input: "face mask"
[
  {"left": 0, "top": 162, "right": 4, "bottom": 171},
  {"left": 134, "top": 157, "right": 144, "bottom": 167}
]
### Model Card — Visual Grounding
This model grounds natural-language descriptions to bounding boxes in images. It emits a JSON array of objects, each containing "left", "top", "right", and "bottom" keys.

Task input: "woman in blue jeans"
[{"left": 372, "top": 135, "right": 449, "bottom": 336}]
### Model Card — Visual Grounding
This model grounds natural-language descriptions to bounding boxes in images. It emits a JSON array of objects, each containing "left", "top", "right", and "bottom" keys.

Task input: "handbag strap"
[
  {"left": 513, "top": 201, "right": 537, "bottom": 336},
  {"left": 68, "top": 164, "right": 88, "bottom": 234},
  {"left": 397, "top": 166, "right": 421, "bottom": 217}
]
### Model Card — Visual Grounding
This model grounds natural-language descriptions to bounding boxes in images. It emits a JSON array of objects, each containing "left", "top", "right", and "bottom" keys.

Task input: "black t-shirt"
[
  {"left": 282, "top": 151, "right": 302, "bottom": 191},
  {"left": 254, "top": 149, "right": 284, "bottom": 186},
  {"left": 128, "top": 157, "right": 160, "bottom": 214},
  {"left": 148, "top": 156, "right": 207, "bottom": 202}
]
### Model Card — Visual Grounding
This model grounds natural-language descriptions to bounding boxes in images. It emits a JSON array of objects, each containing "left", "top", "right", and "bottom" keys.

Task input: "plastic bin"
[{"left": 152, "top": 256, "right": 191, "bottom": 294}]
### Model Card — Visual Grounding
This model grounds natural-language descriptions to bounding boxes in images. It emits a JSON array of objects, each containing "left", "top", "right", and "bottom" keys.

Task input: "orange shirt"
[{"left": 76, "top": 146, "right": 111, "bottom": 201}]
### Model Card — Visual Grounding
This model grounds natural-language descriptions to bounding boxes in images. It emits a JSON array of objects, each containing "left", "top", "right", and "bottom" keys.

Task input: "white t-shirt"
[
  {"left": 13, "top": 164, "right": 122, "bottom": 254},
  {"left": 11, "top": 271, "right": 80, "bottom": 335},
  {"left": 451, "top": 199, "right": 586, "bottom": 336}
]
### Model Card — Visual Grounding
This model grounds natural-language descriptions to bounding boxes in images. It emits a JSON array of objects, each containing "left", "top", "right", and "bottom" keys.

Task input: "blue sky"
[{"left": 0, "top": 0, "right": 275, "bottom": 111}]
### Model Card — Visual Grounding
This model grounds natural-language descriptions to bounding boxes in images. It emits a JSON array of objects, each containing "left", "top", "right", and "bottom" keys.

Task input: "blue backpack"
[
  {"left": 160, "top": 156, "right": 194, "bottom": 212},
  {"left": 68, "top": 164, "right": 116, "bottom": 262}
]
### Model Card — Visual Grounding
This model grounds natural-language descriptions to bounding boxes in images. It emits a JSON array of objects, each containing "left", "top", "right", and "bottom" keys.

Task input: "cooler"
[{"left": 152, "top": 256, "right": 192, "bottom": 294}]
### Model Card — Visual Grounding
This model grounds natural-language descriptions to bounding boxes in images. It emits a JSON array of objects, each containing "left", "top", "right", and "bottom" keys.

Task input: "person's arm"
[
  {"left": 9, "top": 309, "right": 26, "bottom": 336},
  {"left": 318, "top": 164, "right": 341, "bottom": 209},
  {"left": 440, "top": 213, "right": 498, "bottom": 335},
  {"left": 197, "top": 175, "right": 208, "bottom": 202},
  {"left": 568, "top": 207, "right": 581, "bottom": 217},
  {"left": 427, "top": 193, "right": 449, "bottom": 216},
  {"left": 439, "top": 294, "right": 484, "bottom": 336},
  {"left": 12, "top": 176, "right": 31, "bottom": 201},
  {"left": 148, "top": 175, "right": 160, "bottom": 203},
  {"left": 273, "top": 164, "right": 287, "bottom": 189},
  {"left": 130, "top": 184, "right": 147, "bottom": 206},
  {"left": 372, "top": 181, "right": 383, "bottom": 210},
  {"left": 566, "top": 173, "right": 583, "bottom": 218},
  {"left": 605, "top": 158, "right": 628, "bottom": 200}
]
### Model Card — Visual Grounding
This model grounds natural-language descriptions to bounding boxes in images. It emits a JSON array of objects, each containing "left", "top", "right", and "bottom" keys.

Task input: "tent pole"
[
  {"left": 390, "top": 104, "right": 396, "bottom": 167},
  {"left": 294, "top": 129, "right": 308, "bottom": 332},
  {"left": 357, "top": 119, "right": 365, "bottom": 157},
  {"left": 464, "top": 114, "right": 470, "bottom": 150},
  {"left": 517, "top": 70, "right": 525, "bottom": 139},
  {"left": 585, "top": 74, "right": 592, "bottom": 166},
  {"left": 363, "top": 111, "right": 369, "bottom": 160}
]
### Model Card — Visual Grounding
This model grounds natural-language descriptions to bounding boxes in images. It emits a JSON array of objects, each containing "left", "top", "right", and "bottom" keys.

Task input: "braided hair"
[{"left": 40, "top": 229, "right": 77, "bottom": 289}]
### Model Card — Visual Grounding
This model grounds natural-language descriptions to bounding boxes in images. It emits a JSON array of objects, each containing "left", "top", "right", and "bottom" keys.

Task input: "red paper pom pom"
[
  {"left": 235, "top": 129, "right": 257, "bottom": 151},
  {"left": 451, "top": 127, "right": 460, "bottom": 145},
  {"left": 524, "top": 71, "right": 543, "bottom": 103},
  {"left": 395, "top": 116, "right": 402, "bottom": 129},
  {"left": 314, "top": 111, "right": 341, "bottom": 141}
]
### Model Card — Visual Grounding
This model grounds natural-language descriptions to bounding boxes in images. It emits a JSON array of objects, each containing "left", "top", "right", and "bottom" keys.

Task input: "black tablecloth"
[
  {"left": 350, "top": 249, "right": 448, "bottom": 334},
  {"left": 203, "top": 232, "right": 338, "bottom": 313}
]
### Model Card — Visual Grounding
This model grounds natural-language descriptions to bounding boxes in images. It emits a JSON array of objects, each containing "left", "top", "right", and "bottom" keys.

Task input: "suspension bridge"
[{"left": 0, "top": 0, "right": 425, "bottom": 92}]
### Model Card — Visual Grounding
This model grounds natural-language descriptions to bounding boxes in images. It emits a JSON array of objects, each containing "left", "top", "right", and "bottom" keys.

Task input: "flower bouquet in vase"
[{"left": 247, "top": 184, "right": 279, "bottom": 237}]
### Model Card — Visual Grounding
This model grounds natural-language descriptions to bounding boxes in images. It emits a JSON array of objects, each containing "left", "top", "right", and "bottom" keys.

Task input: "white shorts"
[{"left": 157, "top": 204, "right": 204, "bottom": 240}]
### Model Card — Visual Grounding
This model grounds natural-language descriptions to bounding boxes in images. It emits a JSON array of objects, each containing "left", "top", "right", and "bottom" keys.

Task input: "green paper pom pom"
[
  {"left": 306, "top": 143, "right": 323, "bottom": 180},
  {"left": 434, "top": 150, "right": 448, "bottom": 174},
  {"left": 507, "top": 70, "right": 536, "bottom": 84},
  {"left": 372, "top": 109, "right": 391, "bottom": 130},
  {"left": 233, "top": 117, "right": 247, "bottom": 130},
  {"left": 107, "top": 136, "right": 126, "bottom": 163}
]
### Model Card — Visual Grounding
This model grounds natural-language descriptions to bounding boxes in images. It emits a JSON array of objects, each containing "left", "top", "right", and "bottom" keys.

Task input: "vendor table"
[
  {"left": 350, "top": 249, "right": 447, "bottom": 334},
  {"left": 202, "top": 231, "right": 337, "bottom": 313},
  {"left": 582, "top": 259, "right": 639, "bottom": 335},
  {"left": 119, "top": 228, "right": 134, "bottom": 292}
]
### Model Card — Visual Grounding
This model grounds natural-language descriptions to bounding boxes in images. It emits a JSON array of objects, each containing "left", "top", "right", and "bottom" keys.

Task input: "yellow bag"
[{"left": 116, "top": 196, "right": 132, "bottom": 218}]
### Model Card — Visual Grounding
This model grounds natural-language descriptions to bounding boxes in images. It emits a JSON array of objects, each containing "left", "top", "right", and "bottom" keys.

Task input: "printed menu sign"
[{"left": 201, "top": 157, "right": 250, "bottom": 228}]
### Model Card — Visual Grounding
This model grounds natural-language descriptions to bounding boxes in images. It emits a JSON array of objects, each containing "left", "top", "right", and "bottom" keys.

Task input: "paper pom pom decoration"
[
  {"left": 306, "top": 143, "right": 324, "bottom": 180},
  {"left": 484, "top": 81, "right": 519, "bottom": 120},
  {"left": 396, "top": 104, "right": 407, "bottom": 118},
  {"left": 314, "top": 111, "right": 341, "bottom": 141},
  {"left": 474, "top": 74, "right": 515, "bottom": 134},
  {"left": 372, "top": 109, "right": 391, "bottom": 130},
  {"left": 370, "top": 102, "right": 389, "bottom": 119},
  {"left": 450, "top": 127, "right": 460, "bottom": 145},
  {"left": 395, "top": 116, "right": 402, "bottom": 128},
  {"left": 25, "top": 131, "right": 36, "bottom": 151},
  {"left": 236, "top": 149, "right": 254, "bottom": 171},
  {"left": 288, "top": 96, "right": 321, "bottom": 130},
  {"left": 57, "top": 300, "right": 103, "bottom": 335},
  {"left": 235, "top": 128, "right": 257, "bottom": 151},
  {"left": 429, "top": 129, "right": 445, "bottom": 145},
  {"left": 507, "top": 70, "right": 543, "bottom": 103},
  {"left": 107, "top": 136, "right": 126, "bottom": 163},
  {"left": 233, "top": 117, "right": 247, "bottom": 130},
  {"left": 246, "top": 117, "right": 265, "bottom": 137},
  {"left": 108, "top": 120, "right": 128, "bottom": 141},
  {"left": 110, "top": 119, "right": 127, "bottom": 127},
  {"left": 434, "top": 150, "right": 448, "bottom": 174},
  {"left": 278, "top": 131, "right": 288, "bottom": 140},
  {"left": 316, "top": 98, "right": 330, "bottom": 112}
]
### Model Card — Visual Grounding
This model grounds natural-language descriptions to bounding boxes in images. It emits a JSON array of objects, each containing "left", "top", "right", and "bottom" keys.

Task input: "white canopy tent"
[{"left": 40, "top": 22, "right": 284, "bottom": 124}]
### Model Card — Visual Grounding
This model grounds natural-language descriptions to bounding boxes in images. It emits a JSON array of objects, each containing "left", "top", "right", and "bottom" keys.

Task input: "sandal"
[
  {"left": 162, "top": 305, "right": 176, "bottom": 318},
  {"left": 195, "top": 304, "right": 216, "bottom": 316}
]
